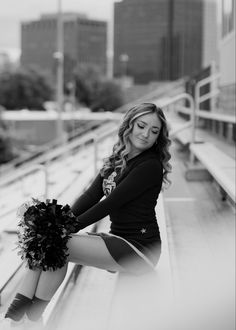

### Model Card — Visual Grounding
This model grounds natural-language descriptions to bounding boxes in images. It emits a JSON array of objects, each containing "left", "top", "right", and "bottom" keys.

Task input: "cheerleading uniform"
[{"left": 71, "top": 148, "right": 163, "bottom": 273}]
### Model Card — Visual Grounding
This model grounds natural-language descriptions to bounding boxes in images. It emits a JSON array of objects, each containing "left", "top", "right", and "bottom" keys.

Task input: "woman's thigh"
[{"left": 67, "top": 234, "right": 124, "bottom": 272}]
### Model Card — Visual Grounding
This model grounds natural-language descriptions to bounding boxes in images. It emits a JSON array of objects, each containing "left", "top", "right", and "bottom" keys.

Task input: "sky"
[{"left": 0, "top": 0, "right": 116, "bottom": 60}]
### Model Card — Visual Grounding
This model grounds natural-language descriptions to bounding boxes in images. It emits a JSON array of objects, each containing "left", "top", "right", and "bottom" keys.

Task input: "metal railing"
[
  {"left": 0, "top": 164, "right": 48, "bottom": 195},
  {"left": 0, "top": 123, "right": 119, "bottom": 303},
  {"left": 194, "top": 73, "right": 220, "bottom": 111},
  {"left": 0, "top": 123, "right": 119, "bottom": 222},
  {"left": 155, "top": 92, "right": 195, "bottom": 142}
]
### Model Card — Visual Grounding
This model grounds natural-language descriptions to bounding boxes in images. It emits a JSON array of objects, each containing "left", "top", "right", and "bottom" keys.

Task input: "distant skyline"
[
  {"left": 0, "top": 0, "right": 115, "bottom": 60},
  {"left": 0, "top": 0, "right": 220, "bottom": 61}
]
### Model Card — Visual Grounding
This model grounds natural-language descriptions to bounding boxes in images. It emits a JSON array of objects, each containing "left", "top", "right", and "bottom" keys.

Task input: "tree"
[
  {"left": 73, "top": 63, "right": 102, "bottom": 106},
  {"left": 0, "top": 107, "right": 15, "bottom": 163},
  {"left": 0, "top": 67, "right": 54, "bottom": 110},
  {"left": 72, "top": 64, "right": 124, "bottom": 111},
  {"left": 91, "top": 80, "right": 124, "bottom": 112}
]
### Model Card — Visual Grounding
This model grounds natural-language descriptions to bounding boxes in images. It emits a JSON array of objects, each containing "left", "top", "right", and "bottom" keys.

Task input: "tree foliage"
[
  {"left": 0, "top": 108, "right": 15, "bottom": 163},
  {"left": 72, "top": 63, "right": 101, "bottom": 106},
  {"left": 0, "top": 67, "right": 54, "bottom": 110},
  {"left": 72, "top": 64, "right": 124, "bottom": 111},
  {"left": 91, "top": 80, "right": 124, "bottom": 112}
]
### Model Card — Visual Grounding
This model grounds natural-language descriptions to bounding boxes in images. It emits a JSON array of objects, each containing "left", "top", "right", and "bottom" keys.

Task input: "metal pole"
[
  {"left": 93, "top": 135, "right": 98, "bottom": 175},
  {"left": 189, "top": 93, "right": 196, "bottom": 165},
  {"left": 56, "top": 0, "right": 64, "bottom": 143},
  {"left": 107, "top": 1, "right": 114, "bottom": 79}
]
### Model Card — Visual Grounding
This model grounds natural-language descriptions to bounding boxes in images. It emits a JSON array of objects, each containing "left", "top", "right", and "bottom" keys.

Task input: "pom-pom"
[{"left": 16, "top": 198, "right": 77, "bottom": 271}]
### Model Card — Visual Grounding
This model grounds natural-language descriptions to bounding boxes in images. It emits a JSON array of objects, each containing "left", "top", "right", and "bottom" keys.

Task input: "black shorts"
[{"left": 88, "top": 232, "right": 161, "bottom": 275}]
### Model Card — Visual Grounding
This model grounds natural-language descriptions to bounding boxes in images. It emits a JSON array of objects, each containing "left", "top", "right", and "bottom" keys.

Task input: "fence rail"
[{"left": 0, "top": 123, "right": 118, "bottom": 305}]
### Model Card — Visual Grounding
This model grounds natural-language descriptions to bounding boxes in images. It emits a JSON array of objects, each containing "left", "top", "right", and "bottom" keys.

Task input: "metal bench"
[
  {"left": 0, "top": 243, "right": 24, "bottom": 306},
  {"left": 189, "top": 142, "right": 235, "bottom": 203}
]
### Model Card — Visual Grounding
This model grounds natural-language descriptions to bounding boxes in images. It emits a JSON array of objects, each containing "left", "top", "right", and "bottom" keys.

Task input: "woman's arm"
[
  {"left": 74, "top": 159, "right": 162, "bottom": 231},
  {"left": 71, "top": 173, "right": 104, "bottom": 216}
]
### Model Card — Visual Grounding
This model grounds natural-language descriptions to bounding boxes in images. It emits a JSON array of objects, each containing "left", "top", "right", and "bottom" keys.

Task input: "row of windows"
[{"left": 21, "top": 19, "right": 106, "bottom": 30}]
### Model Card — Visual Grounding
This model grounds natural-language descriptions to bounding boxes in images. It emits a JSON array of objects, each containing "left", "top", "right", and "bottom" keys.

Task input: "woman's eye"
[
  {"left": 152, "top": 131, "right": 159, "bottom": 135},
  {"left": 137, "top": 123, "right": 145, "bottom": 129}
]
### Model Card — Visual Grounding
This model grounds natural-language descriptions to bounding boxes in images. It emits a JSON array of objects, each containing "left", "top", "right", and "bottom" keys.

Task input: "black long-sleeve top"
[{"left": 71, "top": 148, "right": 163, "bottom": 251}]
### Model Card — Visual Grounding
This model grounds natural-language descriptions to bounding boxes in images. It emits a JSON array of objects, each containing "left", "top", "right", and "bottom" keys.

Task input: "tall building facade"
[
  {"left": 113, "top": 0, "right": 217, "bottom": 83},
  {"left": 21, "top": 13, "right": 107, "bottom": 82},
  {"left": 218, "top": 0, "right": 235, "bottom": 115}
]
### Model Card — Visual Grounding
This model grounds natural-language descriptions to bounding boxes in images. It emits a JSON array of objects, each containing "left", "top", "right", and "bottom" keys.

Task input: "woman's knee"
[{"left": 66, "top": 234, "right": 123, "bottom": 272}]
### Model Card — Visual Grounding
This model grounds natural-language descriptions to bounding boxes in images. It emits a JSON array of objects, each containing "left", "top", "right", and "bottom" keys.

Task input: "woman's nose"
[{"left": 142, "top": 129, "right": 150, "bottom": 138}]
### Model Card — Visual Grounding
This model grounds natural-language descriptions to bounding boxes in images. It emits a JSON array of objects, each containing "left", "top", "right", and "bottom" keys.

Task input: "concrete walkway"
[{"left": 163, "top": 141, "right": 235, "bottom": 330}]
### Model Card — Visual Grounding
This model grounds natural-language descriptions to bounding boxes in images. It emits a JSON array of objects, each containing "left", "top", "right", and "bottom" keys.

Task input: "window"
[{"left": 222, "top": 0, "right": 235, "bottom": 37}]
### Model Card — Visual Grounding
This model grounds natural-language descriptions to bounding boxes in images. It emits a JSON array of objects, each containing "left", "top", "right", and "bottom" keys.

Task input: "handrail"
[
  {"left": 176, "top": 106, "right": 236, "bottom": 124},
  {"left": 0, "top": 125, "right": 119, "bottom": 305},
  {"left": 155, "top": 92, "right": 196, "bottom": 144},
  {"left": 93, "top": 126, "right": 119, "bottom": 174},
  {"left": 195, "top": 73, "right": 220, "bottom": 111},
  {"left": 169, "top": 122, "right": 192, "bottom": 138},
  {"left": 0, "top": 164, "right": 48, "bottom": 199},
  {"left": 0, "top": 124, "right": 119, "bottom": 222},
  {"left": 114, "top": 78, "right": 186, "bottom": 114}
]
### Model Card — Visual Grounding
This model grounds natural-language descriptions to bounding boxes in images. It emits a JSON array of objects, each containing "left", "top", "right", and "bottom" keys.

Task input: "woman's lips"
[{"left": 138, "top": 138, "right": 148, "bottom": 143}]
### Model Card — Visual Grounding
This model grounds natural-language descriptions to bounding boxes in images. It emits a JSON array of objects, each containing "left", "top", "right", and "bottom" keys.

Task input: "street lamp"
[{"left": 119, "top": 53, "right": 129, "bottom": 77}]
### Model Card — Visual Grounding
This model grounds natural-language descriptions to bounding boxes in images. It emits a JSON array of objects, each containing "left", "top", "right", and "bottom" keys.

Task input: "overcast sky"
[{"left": 0, "top": 0, "right": 115, "bottom": 58}]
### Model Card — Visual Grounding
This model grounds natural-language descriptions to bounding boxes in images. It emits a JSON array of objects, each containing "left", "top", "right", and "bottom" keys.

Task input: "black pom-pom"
[{"left": 16, "top": 199, "right": 78, "bottom": 271}]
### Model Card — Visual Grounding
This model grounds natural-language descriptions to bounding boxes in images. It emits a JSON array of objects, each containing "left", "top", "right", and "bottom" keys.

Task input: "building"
[
  {"left": 21, "top": 13, "right": 107, "bottom": 82},
  {"left": 202, "top": 0, "right": 219, "bottom": 68},
  {"left": 113, "top": 0, "right": 217, "bottom": 83},
  {"left": 218, "top": 0, "right": 235, "bottom": 115},
  {"left": 0, "top": 51, "right": 11, "bottom": 71}
]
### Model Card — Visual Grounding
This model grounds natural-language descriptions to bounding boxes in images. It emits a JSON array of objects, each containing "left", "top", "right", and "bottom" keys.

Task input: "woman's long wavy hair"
[{"left": 100, "top": 103, "right": 172, "bottom": 187}]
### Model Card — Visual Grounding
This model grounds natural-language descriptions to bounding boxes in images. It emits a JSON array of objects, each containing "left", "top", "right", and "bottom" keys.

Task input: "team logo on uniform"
[{"left": 103, "top": 171, "right": 117, "bottom": 196}]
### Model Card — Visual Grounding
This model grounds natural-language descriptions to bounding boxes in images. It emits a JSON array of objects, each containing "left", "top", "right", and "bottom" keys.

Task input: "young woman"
[{"left": 2, "top": 102, "right": 171, "bottom": 327}]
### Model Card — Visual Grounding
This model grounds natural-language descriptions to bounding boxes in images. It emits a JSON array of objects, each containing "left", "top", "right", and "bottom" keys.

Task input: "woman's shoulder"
[
  {"left": 125, "top": 151, "right": 162, "bottom": 177},
  {"left": 132, "top": 150, "right": 161, "bottom": 167}
]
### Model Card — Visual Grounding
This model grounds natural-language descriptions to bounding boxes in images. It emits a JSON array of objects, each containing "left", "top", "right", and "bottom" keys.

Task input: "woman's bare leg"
[
  {"left": 35, "top": 234, "right": 123, "bottom": 300},
  {"left": 5, "top": 234, "right": 122, "bottom": 321},
  {"left": 17, "top": 267, "right": 42, "bottom": 299},
  {"left": 34, "top": 264, "right": 68, "bottom": 301},
  {"left": 4, "top": 267, "right": 42, "bottom": 321}
]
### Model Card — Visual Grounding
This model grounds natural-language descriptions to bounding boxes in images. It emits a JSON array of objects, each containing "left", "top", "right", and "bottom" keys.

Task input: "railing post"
[
  {"left": 93, "top": 134, "right": 98, "bottom": 175},
  {"left": 194, "top": 82, "right": 200, "bottom": 113},
  {"left": 189, "top": 94, "right": 196, "bottom": 165},
  {"left": 43, "top": 163, "right": 49, "bottom": 199}
]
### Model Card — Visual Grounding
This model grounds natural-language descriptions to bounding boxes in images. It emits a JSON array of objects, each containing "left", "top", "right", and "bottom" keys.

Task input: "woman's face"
[{"left": 128, "top": 112, "right": 162, "bottom": 157}]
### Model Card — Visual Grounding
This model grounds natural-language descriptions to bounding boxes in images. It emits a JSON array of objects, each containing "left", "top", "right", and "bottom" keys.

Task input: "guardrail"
[
  {"left": 0, "top": 123, "right": 119, "bottom": 304},
  {"left": 155, "top": 92, "right": 195, "bottom": 142},
  {"left": 195, "top": 73, "right": 220, "bottom": 111},
  {"left": 0, "top": 164, "right": 48, "bottom": 196},
  {"left": 175, "top": 106, "right": 236, "bottom": 124}
]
